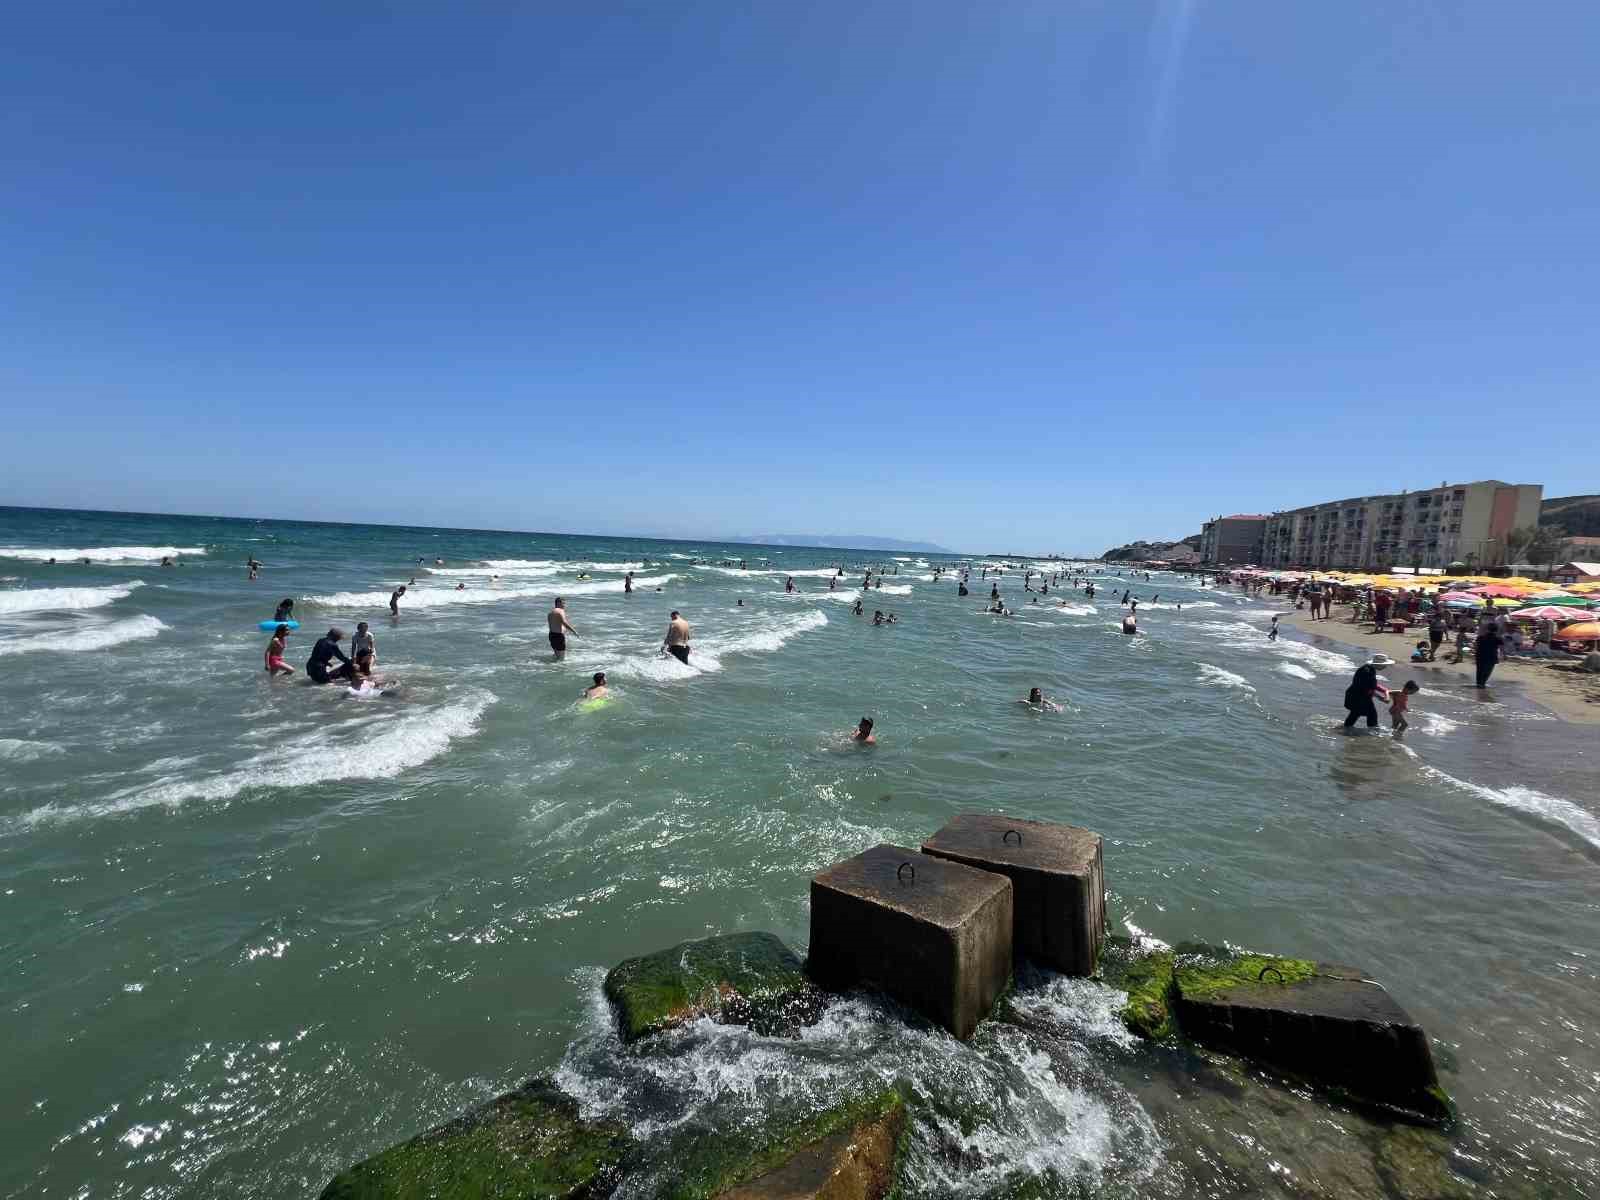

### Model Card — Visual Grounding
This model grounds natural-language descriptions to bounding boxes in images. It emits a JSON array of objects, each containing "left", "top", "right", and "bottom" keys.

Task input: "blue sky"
[{"left": 3, "top": 3, "right": 1595, "bottom": 553}]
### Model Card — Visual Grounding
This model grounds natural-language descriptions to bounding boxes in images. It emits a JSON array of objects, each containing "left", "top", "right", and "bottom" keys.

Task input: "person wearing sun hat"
[{"left": 1342, "top": 653, "right": 1393, "bottom": 730}]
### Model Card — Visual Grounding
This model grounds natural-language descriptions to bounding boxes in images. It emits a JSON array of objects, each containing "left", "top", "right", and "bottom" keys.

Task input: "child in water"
[
  {"left": 352, "top": 622, "right": 376, "bottom": 675},
  {"left": 851, "top": 717, "right": 876, "bottom": 745},
  {"left": 264, "top": 624, "right": 294, "bottom": 676},
  {"left": 1389, "top": 681, "right": 1419, "bottom": 732}
]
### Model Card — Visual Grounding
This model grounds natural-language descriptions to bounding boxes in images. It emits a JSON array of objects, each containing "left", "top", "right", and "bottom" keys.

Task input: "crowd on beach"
[{"left": 1208, "top": 566, "right": 1600, "bottom": 733}]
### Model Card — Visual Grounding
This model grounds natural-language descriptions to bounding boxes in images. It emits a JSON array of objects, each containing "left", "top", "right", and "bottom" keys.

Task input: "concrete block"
[
  {"left": 808, "top": 844, "right": 1012, "bottom": 1040},
  {"left": 921, "top": 813, "right": 1104, "bottom": 976},
  {"left": 1172, "top": 950, "right": 1451, "bottom": 1124}
]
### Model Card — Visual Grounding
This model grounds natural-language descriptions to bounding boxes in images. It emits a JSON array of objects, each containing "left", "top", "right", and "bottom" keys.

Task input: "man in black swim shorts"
[
  {"left": 547, "top": 598, "right": 578, "bottom": 660},
  {"left": 663, "top": 610, "right": 691, "bottom": 664}
]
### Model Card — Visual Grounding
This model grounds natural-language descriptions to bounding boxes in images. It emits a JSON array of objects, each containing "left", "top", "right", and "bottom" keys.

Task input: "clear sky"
[{"left": 3, "top": 3, "right": 1595, "bottom": 553}]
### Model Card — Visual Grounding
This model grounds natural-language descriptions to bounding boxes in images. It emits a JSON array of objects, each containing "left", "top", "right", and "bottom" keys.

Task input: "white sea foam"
[
  {"left": 604, "top": 610, "right": 828, "bottom": 681},
  {"left": 427, "top": 565, "right": 562, "bottom": 578},
  {"left": 0, "top": 615, "right": 168, "bottom": 657},
  {"left": 0, "top": 546, "right": 205, "bottom": 563},
  {"left": 6, "top": 693, "right": 494, "bottom": 832},
  {"left": 1276, "top": 662, "right": 1316, "bottom": 680},
  {"left": 0, "top": 738, "right": 65, "bottom": 762},
  {"left": 305, "top": 575, "right": 677, "bottom": 609},
  {"left": 1196, "top": 663, "right": 1253, "bottom": 691},
  {"left": 869, "top": 583, "right": 912, "bottom": 595},
  {"left": 1421, "top": 766, "right": 1600, "bottom": 851},
  {"left": 0, "top": 581, "right": 144, "bottom": 615},
  {"left": 479, "top": 559, "right": 555, "bottom": 569}
]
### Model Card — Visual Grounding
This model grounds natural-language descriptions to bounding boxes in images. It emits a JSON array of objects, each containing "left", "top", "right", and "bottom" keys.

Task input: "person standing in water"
[
  {"left": 547, "top": 598, "right": 578, "bottom": 660},
  {"left": 351, "top": 622, "right": 376, "bottom": 675},
  {"left": 389, "top": 585, "right": 406, "bottom": 616},
  {"left": 264, "top": 624, "right": 294, "bottom": 676},
  {"left": 785, "top": 576, "right": 796, "bottom": 593},
  {"left": 624, "top": 571, "right": 633, "bottom": 594},
  {"left": 1268, "top": 615, "right": 1280, "bottom": 641},
  {"left": 1473, "top": 623, "right": 1502, "bottom": 688},
  {"left": 663, "top": 610, "right": 692, "bottom": 664},
  {"left": 273, "top": 598, "right": 295, "bottom": 623}
]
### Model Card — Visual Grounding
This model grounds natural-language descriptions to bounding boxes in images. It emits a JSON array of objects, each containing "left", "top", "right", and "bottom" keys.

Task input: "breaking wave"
[
  {"left": 1420, "top": 766, "right": 1600, "bottom": 852},
  {"left": 0, "top": 546, "right": 205, "bottom": 563},
  {"left": 0, "top": 615, "right": 168, "bottom": 657},
  {"left": 5, "top": 693, "right": 495, "bottom": 832},
  {"left": 0, "top": 581, "right": 144, "bottom": 615}
]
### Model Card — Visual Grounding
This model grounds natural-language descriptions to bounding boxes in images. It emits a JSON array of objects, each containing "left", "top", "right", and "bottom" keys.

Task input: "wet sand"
[{"left": 1279, "top": 605, "right": 1600, "bottom": 724}]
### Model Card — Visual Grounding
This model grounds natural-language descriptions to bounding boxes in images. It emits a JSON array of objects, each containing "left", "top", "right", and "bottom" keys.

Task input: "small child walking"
[
  {"left": 1268, "top": 615, "right": 1280, "bottom": 641},
  {"left": 1389, "top": 680, "right": 1419, "bottom": 732}
]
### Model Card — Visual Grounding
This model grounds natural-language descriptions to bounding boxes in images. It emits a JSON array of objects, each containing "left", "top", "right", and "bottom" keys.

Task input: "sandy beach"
[{"left": 1280, "top": 605, "right": 1600, "bottom": 725}]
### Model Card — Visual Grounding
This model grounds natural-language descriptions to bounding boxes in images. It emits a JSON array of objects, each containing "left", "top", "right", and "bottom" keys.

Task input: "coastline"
[{"left": 1278, "top": 605, "right": 1600, "bottom": 725}]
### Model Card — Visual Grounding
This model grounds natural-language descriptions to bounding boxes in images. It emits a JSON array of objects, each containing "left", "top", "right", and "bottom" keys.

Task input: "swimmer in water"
[
  {"left": 390, "top": 586, "right": 406, "bottom": 616},
  {"left": 273, "top": 598, "right": 295, "bottom": 623},
  {"left": 851, "top": 717, "right": 876, "bottom": 745},
  {"left": 264, "top": 624, "right": 294, "bottom": 676},
  {"left": 1121, "top": 614, "right": 1137, "bottom": 635},
  {"left": 872, "top": 610, "right": 885, "bottom": 625},
  {"left": 624, "top": 571, "right": 633, "bottom": 594},
  {"left": 547, "top": 599, "right": 578, "bottom": 660},
  {"left": 852, "top": 600, "right": 864, "bottom": 616},
  {"left": 736, "top": 598, "right": 744, "bottom": 607},
  {"left": 785, "top": 576, "right": 796, "bottom": 593},
  {"left": 455, "top": 582, "right": 466, "bottom": 591},
  {"left": 584, "top": 671, "right": 609, "bottom": 700},
  {"left": 1019, "top": 686, "right": 1063, "bottom": 712}
]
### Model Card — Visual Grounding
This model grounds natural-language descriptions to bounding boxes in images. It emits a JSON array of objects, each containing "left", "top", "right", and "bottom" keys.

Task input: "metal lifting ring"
[
  {"left": 1258, "top": 965, "right": 1285, "bottom": 983},
  {"left": 897, "top": 861, "right": 915, "bottom": 883},
  {"left": 1003, "top": 829, "right": 1022, "bottom": 845}
]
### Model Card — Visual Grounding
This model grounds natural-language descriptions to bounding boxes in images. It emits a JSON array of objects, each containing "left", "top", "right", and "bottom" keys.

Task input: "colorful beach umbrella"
[
  {"left": 1507, "top": 606, "right": 1593, "bottom": 622},
  {"left": 1552, "top": 621, "right": 1600, "bottom": 642},
  {"left": 1464, "top": 584, "right": 1536, "bottom": 598}
]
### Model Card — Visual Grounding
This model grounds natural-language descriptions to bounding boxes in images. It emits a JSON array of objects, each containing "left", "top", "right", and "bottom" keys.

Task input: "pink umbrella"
[{"left": 1507, "top": 606, "right": 1592, "bottom": 622}]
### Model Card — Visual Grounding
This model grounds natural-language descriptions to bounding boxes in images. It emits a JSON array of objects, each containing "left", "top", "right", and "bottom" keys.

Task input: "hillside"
[
  {"left": 1102, "top": 534, "right": 1201, "bottom": 563},
  {"left": 1541, "top": 495, "right": 1600, "bottom": 537}
]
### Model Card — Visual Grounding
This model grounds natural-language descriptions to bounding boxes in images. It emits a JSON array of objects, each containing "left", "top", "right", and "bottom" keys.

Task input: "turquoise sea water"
[{"left": 2, "top": 506, "right": 1597, "bottom": 1198}]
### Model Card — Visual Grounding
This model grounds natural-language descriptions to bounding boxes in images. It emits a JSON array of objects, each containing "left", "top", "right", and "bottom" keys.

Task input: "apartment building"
[
  {"left": 1198, "top": 515, "right": 1268, "bottom": 565},
  {"left": 1260, "top": 481, "right": 1542, "bottom": 570}
]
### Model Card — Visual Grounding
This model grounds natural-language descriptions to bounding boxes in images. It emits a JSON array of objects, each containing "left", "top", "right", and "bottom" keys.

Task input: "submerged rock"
[
  {"left": 660, "top": 1086, "right": 908, "bottom": 1200},
  {"left": 317, "top": 1077, "right": 628, "bottom": 1200},
  {"left": 1171, "top": 944, "right": 1453, "bottom": 1126},
  {"left": 603, "top": 931, "right": 825, "bottom": 1043}
]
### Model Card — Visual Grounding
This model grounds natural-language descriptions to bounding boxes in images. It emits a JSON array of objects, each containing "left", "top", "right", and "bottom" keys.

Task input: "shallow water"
[{"left": 2, "top": 507, "right": 1597, "bottom": 1197}]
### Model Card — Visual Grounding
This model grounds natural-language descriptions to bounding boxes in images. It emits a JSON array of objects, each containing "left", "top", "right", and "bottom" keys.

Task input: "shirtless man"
[
  {"left": 663, "top": 610, "right": 692, "bottom": 664},
  {"left": 547, "top": 598, "right": 578, "bottom": 660},
  {"left": 389, "top": 585, "right": 406, "bottom": 616}
]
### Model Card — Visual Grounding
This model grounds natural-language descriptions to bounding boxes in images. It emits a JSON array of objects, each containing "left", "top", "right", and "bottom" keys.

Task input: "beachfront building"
[
  {"left": 1552, "top": 560, "right": 1600, "bottom": 585},
  {"left": 1259, "top": 480, "right": 1543, "bottom": 571},
  {"left": 1198, "top": 515, "right": 1268, "bottom": 565}
]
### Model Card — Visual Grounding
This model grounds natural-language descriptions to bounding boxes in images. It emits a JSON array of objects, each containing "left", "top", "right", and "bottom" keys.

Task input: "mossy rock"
[
  {"left": 656, "top": 1086, "right": 908, "bottom": 1200},
  {"left": 603, "top": 931, "right": 825, "bottom": 1043},
  {"left": 1373, "top": 1125, "right": 1473, "bottom": 1200},
  {"left": 1098, "top": 937, "right": 1177, "bottom": 1040},
  {"left": 318, "top": 1077, "right": 629, "bottom": 1200},
  {"left": 1172, "top": 949, "right": 1316, "bottom": 1001}
]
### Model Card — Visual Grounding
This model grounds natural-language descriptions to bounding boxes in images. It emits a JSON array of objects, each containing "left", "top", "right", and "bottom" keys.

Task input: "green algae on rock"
[
  {"left": 656, "top": 1086, "right": 907, "bottom": 1200},
  {"left": 603, "top": 931, "right": 824, "bottom": 1043},
  {"left": 1097, "top": 937, "right": 1178, "bottom": 1040},
  {"left": 1172, "top": 950, "right": 1316, "bottom": 1000},
  {"left": 317, "top": 1077, "right": 628, "bottom": 1200}
]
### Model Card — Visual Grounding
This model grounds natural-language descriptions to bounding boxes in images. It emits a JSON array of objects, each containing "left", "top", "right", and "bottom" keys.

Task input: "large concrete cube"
[
  {"left": 921, "top": 813, "right": 1104, "bottom": 976},
  {"left": 808, "top": 844, "right": 1013, "bottom": 1040}
]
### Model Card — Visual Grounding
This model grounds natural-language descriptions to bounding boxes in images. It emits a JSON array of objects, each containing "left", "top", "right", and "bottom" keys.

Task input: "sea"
[{"left": 2, "top": 506, "right": 1597, "bottom": 1199}]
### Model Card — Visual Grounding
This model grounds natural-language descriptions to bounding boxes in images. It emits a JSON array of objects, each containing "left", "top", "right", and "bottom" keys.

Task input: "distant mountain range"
[{"left": 731, "top": 533, "right": 954, "bottom": 555}]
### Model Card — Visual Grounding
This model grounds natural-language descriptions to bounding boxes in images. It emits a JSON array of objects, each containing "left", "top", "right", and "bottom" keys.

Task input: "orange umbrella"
[{"left": 1552, "top": 621, "right": 1600, "bottom": 641}]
